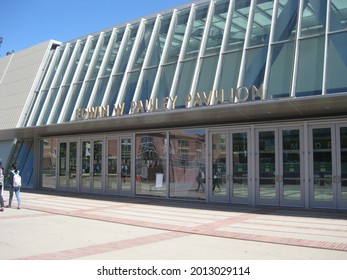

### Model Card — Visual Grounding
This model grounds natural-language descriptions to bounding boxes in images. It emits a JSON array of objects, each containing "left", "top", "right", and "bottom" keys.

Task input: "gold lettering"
[
  {"left": 252, "top": 84, "right": 264, "bottom": 100},
  {"left": 136, "top": 100, "right": 145, "bottom": 113},
  {"left": 193, "top": 92, "right": 203, "bottom": 107},
  {"left": 186, "top": 94, "right": 192, "bottom": 108},
  {"left": 114, "top": 103, "right": 125, "bottom": 116},
  {"left": 145, "top": 99, "right": 154, "bottom": 112},
  {"left": 236, "top": 87, "right": 249, "bottom": 102},
  {"left": 162, "top": 97, "right": 169, "bottom": 110},
  {"left": 170, "top": 95, "right": 178, "bottom": 109}
]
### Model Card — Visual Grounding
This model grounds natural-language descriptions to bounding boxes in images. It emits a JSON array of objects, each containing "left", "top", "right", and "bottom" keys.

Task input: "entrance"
[
  {"left": 256, "top": 127, "right": 304, "bottom": 207},
  {"left": 106, "top": 137, "right": 132, "bottom": 195},
  {"left": 210, "top": 130, "right": 251, "bottom": 204},
  {"left": 58, "top": 140, "right": 78, "bottom": 191},
  {"left": 80, "top": 138, "right": 103, "bottom": 194},
  {"left": 309, "top": 124, "right": 347, "bottom": 209}
]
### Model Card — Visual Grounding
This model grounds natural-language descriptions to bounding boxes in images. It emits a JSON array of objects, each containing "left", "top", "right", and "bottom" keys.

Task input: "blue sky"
[{"left": 0, "top": 0, "right": 192, "bottom": 56}]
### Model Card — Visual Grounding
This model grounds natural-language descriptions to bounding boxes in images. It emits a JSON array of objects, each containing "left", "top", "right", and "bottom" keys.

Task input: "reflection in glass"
[
  {"left": 313, "top": 128, "right": 333, "bottom": 202},
  {"left": 169, "top": 130, "right": 206, "bottom": 200},
  {"left": 259, "top": 131, "right": 276, "bottom": 199},
  {"left": 82, "top": 141, "right": 91, "bottom": 189},
  {"left": 273, "top": 0, "right": 298, "bottom": 42},
  {"left": 330, "top": 0, "right": 347, "bottom": 31},
  {"left": 121, "top": 139, "right": 132, "bottom": 192},
  {"left": 166, "top": 9, "right": 190, "bottom": 64},
  {"left": 184, "top": 4, "right": 208, "bottom": 60},
  {"left": 69, "top": 142, "right": 77, "bottom": 189},
  {"left": 301, "top": 0, "right": 326, "bottom": 37},
  {"left": 107, "top": 139, "right": 118, "bottom": 192},
  {"left": 175, "top": 60, "right": 197, "bottom": 108},
  {"left": 132, "top": 20, "right": 155, "bottom": 71},
  {"left": 226, "top": 0, "right": 250, "bottom": 51},
  {"left": 268, "top": 41, "right": 295, "bottom": 99},
  {"left": 217, "top": 51, "right": 242, "bottom": 102},
  {"left": 233, "top": 133, "right": 248, "bottom": 198},
  {"left": 295, "top": 36, "right": 324, "bottom": 97},
  {"left": 196, "top": 55, "right": 219, "bottom": 97},
  {"left": 59, "top": 143, "right": 67, "bottom": 188},
  {"left": 243, "top": 46, "right": 268, "bottom": 94},
  {"left": 282, "top": 130, "right": 301, "bottom": 201},
  {"left": 135, "top": 133, "right": 167, "bottom": 197},
  {"left": 326, "top": 32, "right": 347, "bottom": 94},
  {"left": 156, "top": 64, "right": 177, "bottom": 109},
  {"left": 125, "top": 71, "right": 140, "bottom": 113},
  {"left": 42, "top": 138, "right": 57, "bottom": 189},
  {"left": 249, "top": 0, "right": 273, "bottom": 47},
  {"left": 205, "top": 1, "right": 229, "bottom": 55},
  {"left": 340, "top": 127, "right": 347, "bottom": 203},
  {"left": 93, "top": 140, "right": 103, "bottom": 190},
  {"left": 212, "top": 134, "right": 227, "bottom": 197}
]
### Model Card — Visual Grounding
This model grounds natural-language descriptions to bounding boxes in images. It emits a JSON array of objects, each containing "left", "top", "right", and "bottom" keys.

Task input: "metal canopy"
[{"left": 2, "top": 93, "right": 347, "bottom": 140}]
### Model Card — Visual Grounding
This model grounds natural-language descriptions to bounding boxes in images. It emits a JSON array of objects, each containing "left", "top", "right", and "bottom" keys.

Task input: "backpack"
[{"left": 13, "top": 171, "right": 22, "bottom": 188}]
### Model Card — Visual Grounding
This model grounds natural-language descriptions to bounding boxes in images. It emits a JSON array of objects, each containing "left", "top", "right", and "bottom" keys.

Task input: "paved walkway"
[{"left": 1, "top": 191, "right": 347, "bottom": 260}]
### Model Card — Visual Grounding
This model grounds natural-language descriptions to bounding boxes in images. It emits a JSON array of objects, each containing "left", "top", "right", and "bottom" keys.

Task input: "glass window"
[
  {"left": 54, "top": 44, "right": 75, "bottom": 87},
  {"left": 42, "top": 138, "right": 57, "bottom": 189},
  {"left": 326, "top": 32, "right": 347, "bottom": 94},
  {"left": 166, "top": 9, "right": 190, "bottom": 64},
  {"left": 243, "top": 46, "right": 268, "bottom": 96},
  {"left": 274, "top": 0, "right": 299, "bottom": 42},
  {"left": 50, "top": 86, "right": 69, "bottom": 123},
  {"left": 225, "top": 0, "right": 251, "bottom": 52},
  {"left": 330, "top": 0, "right": 347, "bottom": 32},
  {"left": 341, "top": 127, "right": 347, "bottom": 203},
  {"left": 196, "top": 55, "right": 219, "bottom": 96},
  {"left": 125, "top": 70, "right": 140, "bottom": 114},
  {"left": 147, "top": 15, "right": 172, "bottom": 68},
  {"left": 106, "top": 74, "right": 124, "bottom": 111},
  {"left": 135, "top": 133, "right": 167, "bottom": 197},
  {"left": 76, "top": 37, "right": 98, "bottom": 82},
  {"left": 89, "top": 33, "right": 111, "bottom": 80},
  {"left": 42, "top": 47, "right": 65, "bottom": 90},
  {"left": 100, "top": 29, "right": 125, "bottom": 77},
  {"left": 94, "top": 77, "right": 109, "bottom": 106},
  {"left": 79, "top": 80, "right": 96, "bottom": 108},
  {"left": 204, "top": 0, "right": 229, "bottom": 55},
  {"left": 117, "top": 25, "right": 139, "bottom": 74},
  {"left": 217, "top": 51, "right": 242, "bottom": 102},
  {"left": 267, "top": 41, "right": 295, "bottom": 99},
  {"left": 184, "top": 3, "right": 209, "bottom": 60},
  {"left": 132, "top": 19, "right": 156, "bottom": 71},
  {"left": 138, "top": 67, "right": 159, "bottom": 107},
  {"left": 93, "top": 140, "right": 103, "bottom": 190},
  {"left": 169, "top": 130, "right": 206, "bottom": 200},
  {"left": 31, "top": 90, "right": 48, "bottom": 125},
  {"left": 63, "top": 82, "right": 82, "bottom": 122},
  {"left": 174, "top": 60, "right": 197, "bottom": 108},
  {"left": 249, "top": 0, "right": 274, "bottom": 47},
  {"left": 301, "top": 0, "right": 327, "bottom": 37},
  {"left": 40, "top": 88, "right": 59, "bottom": 124},
  {"left": 156, "top": 63, "right": 177, "bottom": 109},
  {"left": 63, "top": 41, "right": 86, "bottom": 86},
  {"left": 295, "top": 36, "right": 324, "bottom": 97},
  {"left": 82, "top": 141, "right": 91, "bottom": 189}
]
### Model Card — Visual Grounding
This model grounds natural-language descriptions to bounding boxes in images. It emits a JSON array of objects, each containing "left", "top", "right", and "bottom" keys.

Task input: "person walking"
[
  {"left": 7, "top": 163, "right": 21, "bottom": 209},
  {"left": 0, "top": 161, "right": 4, "bottom": 211}
]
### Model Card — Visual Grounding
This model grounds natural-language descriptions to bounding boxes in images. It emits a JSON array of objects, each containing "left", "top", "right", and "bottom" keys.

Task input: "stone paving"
[{"left": 1, "top": 191, "right": 347, "bottom": 260}]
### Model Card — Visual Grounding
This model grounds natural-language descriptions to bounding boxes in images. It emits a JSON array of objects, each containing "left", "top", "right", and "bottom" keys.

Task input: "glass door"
[
  {"left": 256, "top": 127, "right": 303, "bottom": 206},
  {"left": 309, "top": 124, "right": 347, "bottom": 209},
  {"left": 210, "top": 130, "right": 250, "bottom": 204},
  {"left": 106, "top": 137, "right": 132, "bottom": 195},
  {"left": 58, "top": 141, "right": 78, "bottom": 191},
  {"left": 338, "top": 125, "right": 347, "bottom": 209},
  {"left": 256, "top": 130, "right": 278, "bottom": 205},
  {"left": 80, "top": 138, "right": 104, "bottom": 194}
]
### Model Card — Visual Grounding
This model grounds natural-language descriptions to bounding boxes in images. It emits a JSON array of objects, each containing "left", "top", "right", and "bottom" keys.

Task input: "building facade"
[{"left": 1, "top": 0, "right": 347, "bottom": 209}]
